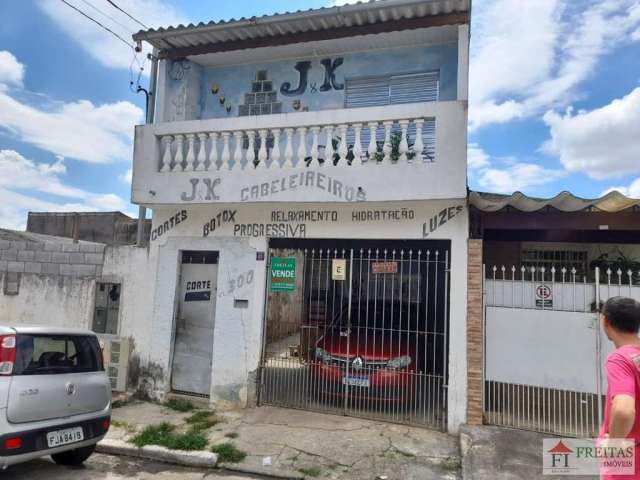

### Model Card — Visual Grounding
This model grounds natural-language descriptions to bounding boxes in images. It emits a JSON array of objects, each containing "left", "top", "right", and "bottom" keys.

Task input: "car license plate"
[
  {"left": 343, "top": 376, "right": 370, "bottom": 388},
  {"left": 46, "top": 427, "right": 84, "bottom": 448}
]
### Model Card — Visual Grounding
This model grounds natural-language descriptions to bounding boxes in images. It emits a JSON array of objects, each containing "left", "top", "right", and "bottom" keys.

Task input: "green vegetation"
[
  {"left": 110, "top": 420, "right": 135, "bottom": 433},
  {"left": 442, "top": 456, "right": 462, "bottom": 472},
  {"left": 185, "top": 410, "right": 219, "bottom": 432},
  {"left": 224, "top": 432, "right": 239, "bottom": 439},
  {"left": 130, "top": 422, "right": 207, "bottom": 451},
  {"left": 164, "top": 398, "right": 196, "bottom": 412},
  {"left": 210, "top": 442, "right": 247, "bottom": 463},
  {"left": 298, "top": 466, "right": 322, "bottom": 477}
]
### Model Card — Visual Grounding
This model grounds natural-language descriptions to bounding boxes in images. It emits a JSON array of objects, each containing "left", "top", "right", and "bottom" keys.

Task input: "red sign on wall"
[{"left": 371, "top": 262, "right": 398, "bottom": 274}]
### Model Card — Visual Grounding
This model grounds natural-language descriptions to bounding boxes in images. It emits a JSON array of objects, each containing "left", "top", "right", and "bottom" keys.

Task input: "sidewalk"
[
  {"left": 106, "top": 401, "right": 462, "bottom": 479},
  {"left": 460, "top": 425, "right": 598, "bottom": 480}
]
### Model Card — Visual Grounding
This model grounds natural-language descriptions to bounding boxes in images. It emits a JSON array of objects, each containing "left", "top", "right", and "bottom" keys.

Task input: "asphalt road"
[{"left": 2, "top": 453, "right": 261, "bottom": 480}]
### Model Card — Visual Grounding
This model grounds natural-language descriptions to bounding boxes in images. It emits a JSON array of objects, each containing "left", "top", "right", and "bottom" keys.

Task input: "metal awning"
[
  {"left": 469, "top": 191, "right": 640, "bottom": 213},
  {"left": 133, "top": 0, "right": 470, "bottom": 59}
]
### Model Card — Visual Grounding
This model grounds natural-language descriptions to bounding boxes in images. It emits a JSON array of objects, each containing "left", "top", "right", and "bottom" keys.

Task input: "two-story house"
[{"left": 131, "top": 0, "right": 470, "bottom": 432}]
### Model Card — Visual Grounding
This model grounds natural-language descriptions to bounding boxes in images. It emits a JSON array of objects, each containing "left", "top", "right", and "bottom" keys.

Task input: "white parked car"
[{"left": 0, "top": 326, "right": 111, "bottom": 469}]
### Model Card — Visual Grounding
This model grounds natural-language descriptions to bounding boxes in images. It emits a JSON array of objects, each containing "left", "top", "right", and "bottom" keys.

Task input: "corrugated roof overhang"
[
  {"left": 133, "top": 0, "right": 470, "bottom": 60},
  {"left": 470, "top": 191, "right": 640, "bottom": 214}
]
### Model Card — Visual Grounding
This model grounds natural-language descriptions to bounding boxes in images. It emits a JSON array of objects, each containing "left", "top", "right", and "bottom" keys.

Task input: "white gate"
[{"left": 483, "top": 264, "right": 640, "bottom": 437}]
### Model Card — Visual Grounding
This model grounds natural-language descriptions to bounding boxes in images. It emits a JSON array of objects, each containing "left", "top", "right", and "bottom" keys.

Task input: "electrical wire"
[
  {"left": 77, "top": 0, "right": 134, "bottom": 36},
  {"left": 104, "top": 0, "right": 148, "bottom": 30},
  {"left": 59, "top": 0, "right": 135, "bottom": 49}
]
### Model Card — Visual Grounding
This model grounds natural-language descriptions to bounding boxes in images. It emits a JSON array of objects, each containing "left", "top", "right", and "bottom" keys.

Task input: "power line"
[
  {"left": 77, "top": 0, "right": 134, "bottom": 36},
  {"left": 104, "top": 0, "right": 148, "bottom": 30},
  {"left": 59, "top": 0, "right": 135, "bottom": 49}
]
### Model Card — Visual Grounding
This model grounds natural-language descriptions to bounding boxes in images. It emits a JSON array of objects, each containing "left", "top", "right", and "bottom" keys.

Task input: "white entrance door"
[{"left": 171, "top": 255, "right": 218, "bottom": 396}]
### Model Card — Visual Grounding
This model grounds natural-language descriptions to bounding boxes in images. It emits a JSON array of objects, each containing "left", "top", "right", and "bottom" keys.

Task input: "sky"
[{"left": 0, "top": 0, "right": 638, "bottom": 230}]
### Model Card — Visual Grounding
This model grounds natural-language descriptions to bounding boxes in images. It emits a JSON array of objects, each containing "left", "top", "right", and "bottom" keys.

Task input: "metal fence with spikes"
[
  {"left": 259, "top": 244, "right": 450, "bottom": 430},
  {"left": 483, "top": 264, "right": 640, "bottom": 437}
]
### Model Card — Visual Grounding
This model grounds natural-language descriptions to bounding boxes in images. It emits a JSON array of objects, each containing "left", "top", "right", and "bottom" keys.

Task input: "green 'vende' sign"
[{"left": 270, "top": 257, "right": 296, "bottom": 292}]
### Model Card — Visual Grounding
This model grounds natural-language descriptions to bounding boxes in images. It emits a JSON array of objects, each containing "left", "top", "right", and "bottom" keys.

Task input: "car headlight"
[
  {"left": 386, "top": 355, "right": 412, "bottom": 370},
  {"left": 315, "top": 348, "right": 332, "bottom": 364}
]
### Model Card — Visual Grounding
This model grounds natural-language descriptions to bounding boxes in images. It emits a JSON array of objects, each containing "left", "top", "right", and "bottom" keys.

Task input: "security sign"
[
  {"left": 332, "top": 259, "right": 346, "bottom": 281},
  {"left": 535, "top": 284, "right": 553, "bottom": 308}
]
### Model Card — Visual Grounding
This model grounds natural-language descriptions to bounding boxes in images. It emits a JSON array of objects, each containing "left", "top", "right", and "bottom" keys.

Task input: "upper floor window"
[{"left": 344, "top": 71, "right": 439, "bottom": 108}]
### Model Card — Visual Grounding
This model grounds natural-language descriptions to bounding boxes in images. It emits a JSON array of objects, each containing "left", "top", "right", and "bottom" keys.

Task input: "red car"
[{"left": 310, "top": 301, "right": 421, "bottom": 403}]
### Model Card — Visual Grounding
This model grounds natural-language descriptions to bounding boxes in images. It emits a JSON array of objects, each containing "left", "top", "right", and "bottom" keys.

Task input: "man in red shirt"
[{"left": 600, "top": 296, "right": 640, "bottom": 479}]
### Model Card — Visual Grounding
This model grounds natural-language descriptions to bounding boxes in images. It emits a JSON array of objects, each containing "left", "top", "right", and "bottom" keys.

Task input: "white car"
[{"left": 0, "top": 326, "right": 111, "bottom": 469}]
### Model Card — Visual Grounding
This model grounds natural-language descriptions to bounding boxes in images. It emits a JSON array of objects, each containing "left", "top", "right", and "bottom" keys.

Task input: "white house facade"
[{"left": 130, "top": 0, "right": 471, "bottom": 432}]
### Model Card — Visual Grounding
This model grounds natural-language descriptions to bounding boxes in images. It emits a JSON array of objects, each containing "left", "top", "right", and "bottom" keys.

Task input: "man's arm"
[{"left": 609, "top": 394, "right": 636, "bottom": 438}]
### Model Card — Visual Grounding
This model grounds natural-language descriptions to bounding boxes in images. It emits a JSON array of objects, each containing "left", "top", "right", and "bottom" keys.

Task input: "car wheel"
[{"left": 51, "top": 444, "right": 96, "bottom": 466}]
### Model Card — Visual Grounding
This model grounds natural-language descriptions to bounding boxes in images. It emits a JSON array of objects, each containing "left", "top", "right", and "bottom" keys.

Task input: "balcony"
[{"left": 132, "top": 102, "right": 467, "bottom": 205}]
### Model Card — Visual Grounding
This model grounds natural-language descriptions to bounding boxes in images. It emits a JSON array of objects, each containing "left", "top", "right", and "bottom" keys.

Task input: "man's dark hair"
[{"left": 603, "top": 296, "right": 640, "bottom": 333}]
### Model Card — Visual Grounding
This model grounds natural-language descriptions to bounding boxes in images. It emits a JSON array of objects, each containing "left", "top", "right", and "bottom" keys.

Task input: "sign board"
[
  {"left": 332, "top": 259, "right": 346, "bottom": 281},
  {"left": 270, "top": 257, "right": 296, "bottom": 292},
  {"left": 535, "top": 284, "right": 553, "bottom": 308},
  {"left": 372, "top": 261, "right": 398, "bottom": 274}
]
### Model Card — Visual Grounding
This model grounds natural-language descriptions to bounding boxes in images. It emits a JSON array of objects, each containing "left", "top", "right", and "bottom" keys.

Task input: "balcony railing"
[
  {"left": 132, "top": 102, "right": 467, "bottom": 205},
  {"left": 153, "top": 104, "right": 436, "bottom": 173}
]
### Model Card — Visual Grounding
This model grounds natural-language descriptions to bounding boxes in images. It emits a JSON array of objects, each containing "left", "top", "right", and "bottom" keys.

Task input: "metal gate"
[
  {"left": 258, "top": 240, "right": 450, "bottom": 430},
  {"left": 483, "top": 264, "right": 640, "bottom": 437}
]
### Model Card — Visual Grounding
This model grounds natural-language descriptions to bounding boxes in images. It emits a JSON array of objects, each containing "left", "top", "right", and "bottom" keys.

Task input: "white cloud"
[
  {"left": 0, "top": 150, "right": 85, "bottom": 197},
  {"left": 38, "top": 0, "right": 187, "bottom": 72},
  {"left": 601, "top": 178, "right": 640, "bottom": 198},
  {"left": 0, "top": 51, "right": 24, "bottom": 89},
  {"left": 467, "top": 143, "right": 490, "bottom": 169},
  {"left": 0, "top": 51, "right": 143, "bottom": 164},
  {"left": 119, "top": 167, "right": 132, "bottom": 184},
  {"left": 0, "top": 149, "right": 128, "bottom": 230},
  {"left": 469, "top": 0, "right": 640, "bottom": 130},
  {"left": 543, "top": 88, "right": 640, "bottom": 179},
  {"left": 477, "top": 162, "right": 566, "bottom": 193}
]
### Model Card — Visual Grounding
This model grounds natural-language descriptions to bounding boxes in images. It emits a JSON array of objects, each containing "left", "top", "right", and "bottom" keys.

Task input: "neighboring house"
[
  {"left": 26, "top": 211, "right": 151, "bottom": 246},
  {"left": 129, "top": 0, "right": 471, "bottom": 432},
  {"left": 468, "top": 190, "right": 640, "bottom": 437},
  {"left": 0, "top": 229, "right": 147, "bottom": 392}
]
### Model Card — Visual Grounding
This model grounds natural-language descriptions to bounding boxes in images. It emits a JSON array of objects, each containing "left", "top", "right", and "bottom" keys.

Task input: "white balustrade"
[
  {"left": 367, "top": 122, "right": 378, "bottom": 165},
  {"left": 155, "top": 117, "right": 433, "bottom": 173},
  {"left": 172, "top": 134, "right": 184, "bottom": 172},
  {"left": 246, "top": 131, "right": 256, "bottom": 169},
  {"left": 233, "top": 131, "right": 243, "bottom": 169},
  {"left": 297, "top": 127, "right": 307, "bottom": 166},
  {"left": 257, "top": 129, "right": 268, "bottom": 168},
  {"left": 270, "top": 129, "right": 280, "bottom": 168},
  {"left": 184, "top": 134, "right": 196, "bottom": 172},
  {"left": 195, "top": 133, "right": 207, "bottom": 171},
  {"left": 352, "top": 123, "right": 363, "bottom": 166}
]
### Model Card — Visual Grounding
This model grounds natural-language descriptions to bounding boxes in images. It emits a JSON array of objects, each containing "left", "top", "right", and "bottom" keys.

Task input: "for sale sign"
[
  {"left": 270, "top": 257, "right": 296, "bottom": 292},
  {"left": 372, "top": 261, "right": 398, "bottom": 274}
]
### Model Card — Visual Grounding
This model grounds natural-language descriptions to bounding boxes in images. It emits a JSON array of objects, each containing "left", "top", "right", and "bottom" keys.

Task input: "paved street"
[{"left": 4, "top": 453, "right": 260, "bottom": 480}]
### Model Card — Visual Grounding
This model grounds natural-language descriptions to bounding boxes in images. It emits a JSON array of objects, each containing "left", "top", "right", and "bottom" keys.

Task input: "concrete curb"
[
  {"left": 97, "top": 438, "right": 218, "bottom": 468},
  {"left": 221, "top": 464, "right": 304, "bottom": 480}
]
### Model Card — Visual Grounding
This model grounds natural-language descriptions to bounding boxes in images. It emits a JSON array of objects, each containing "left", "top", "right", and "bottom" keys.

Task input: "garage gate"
[{"left": 258, "top": 239, "right": 450, "bottom": 430}]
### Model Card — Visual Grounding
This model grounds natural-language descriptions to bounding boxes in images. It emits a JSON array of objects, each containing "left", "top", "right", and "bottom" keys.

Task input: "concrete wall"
[
  {"left": 27, "top": 212, "right": 151, "bottom": 246},
  {"left": 146, "top": 198, "right": 469, "bottom": 431},
  {"left": 0, "top": 273, "right": 95, "bottom": 328}
]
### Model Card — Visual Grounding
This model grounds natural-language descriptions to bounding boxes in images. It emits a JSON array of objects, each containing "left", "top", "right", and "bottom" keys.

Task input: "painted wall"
[
  {"left": 0, "top": 272, "right": 95, "bottom": 328},
  {"left": 147, "top": 198, "right": 469, "bottom": 431},
  {"left": 485, "top": 306, "right": 614, "bottom": 393},
  {"left": 160, "top": 44, "right": 457, "bottom": 122},
  {"left": 101, "top": 245, "right": 157, "bottom": 390}
]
